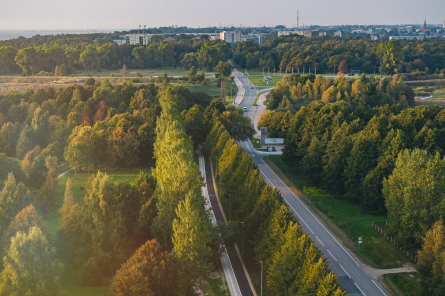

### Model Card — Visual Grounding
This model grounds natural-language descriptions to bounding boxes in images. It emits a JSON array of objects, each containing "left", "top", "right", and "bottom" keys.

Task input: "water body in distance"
[{"left": 0, "top": 30, "right": 115, "bottom": 41}]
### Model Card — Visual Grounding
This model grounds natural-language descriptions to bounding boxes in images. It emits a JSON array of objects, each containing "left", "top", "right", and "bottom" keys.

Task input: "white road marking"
[
  {"left": 316, "top": 236, "right": 324, "bottom": 247},
  {"left": 340, "top": 265, "right": 351, "bottom": 278},
  {"left": 354, "top": 283, "right": 366, "bottom": 296},
  {"left": 372, "top": 280, "right": 387, "bottom": 296},
  {"left": 261, "top": 163, "right": 361, "bottom": 267},
  {"left": 327, "top": 249, "right": 337, "bottom": 261}
]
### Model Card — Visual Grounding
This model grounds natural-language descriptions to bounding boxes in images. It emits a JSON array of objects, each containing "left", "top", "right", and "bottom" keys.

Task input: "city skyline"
[{"left": 1, "top": 0, "right": 445, "bottom": 30}]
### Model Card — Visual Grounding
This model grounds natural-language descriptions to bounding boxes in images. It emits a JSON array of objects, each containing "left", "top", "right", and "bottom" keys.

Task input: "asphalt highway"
[{"left": 232, "top": 69, "right": 388, "bottom": 296}]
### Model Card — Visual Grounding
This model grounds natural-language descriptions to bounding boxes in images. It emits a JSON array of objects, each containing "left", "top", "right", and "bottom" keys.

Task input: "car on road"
[
  {"left": 243, "top": 107, "right": 247, "bottom": 112},
  {"left": 251, "top": 86, "right": 254, "bottom": 89}
]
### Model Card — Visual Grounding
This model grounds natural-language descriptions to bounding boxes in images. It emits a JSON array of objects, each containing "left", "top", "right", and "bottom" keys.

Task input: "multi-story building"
[
  {"left": 125, "top": 34, "right": 148, "bottom": 46},
  {"left": 241, "top": 34, "right": 265, "bottom": 45},
  {"left": 220, "top": 31, "right": 241, "bottom": 44},
  {"left": 334, "top": 31, "right": 342, "bottom": 37}
]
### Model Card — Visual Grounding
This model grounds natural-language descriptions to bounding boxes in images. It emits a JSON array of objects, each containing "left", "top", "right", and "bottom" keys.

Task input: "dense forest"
[
  {"left": 259, "top": 72, "right": 445, "bottom": 295},
  {"left": 2, "top": 33, "right": 445, "bottom": 78},
  {"left": 0, "top": 39, "right": 230, "bottom": 75},
  {"left": 233, "top": 36, "right": 445, "bottom": 75}
]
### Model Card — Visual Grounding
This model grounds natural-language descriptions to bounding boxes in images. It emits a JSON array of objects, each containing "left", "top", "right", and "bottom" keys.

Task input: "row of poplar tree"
[{"left": 205, "top": 119, "right": 346, "bottom": 296}]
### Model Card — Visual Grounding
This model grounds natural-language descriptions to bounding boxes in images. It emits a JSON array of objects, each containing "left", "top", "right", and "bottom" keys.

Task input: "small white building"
[
  {"left": 370, "top": 35, "right": 379, "bottom": 41},
  {"left": 113, "top": 40, "right": 126, "bottom": 46},
  {"left": 334, "top": 31, "right": 342, "bottom": 37},
  {"left": 241, "top": 34, "right": 265, "bottom": 44}
]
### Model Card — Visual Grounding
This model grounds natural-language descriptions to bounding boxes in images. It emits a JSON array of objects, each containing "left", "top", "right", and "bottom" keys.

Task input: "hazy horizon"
[{"left": 1, "top": 0, "right": 444, "bottom": 31}]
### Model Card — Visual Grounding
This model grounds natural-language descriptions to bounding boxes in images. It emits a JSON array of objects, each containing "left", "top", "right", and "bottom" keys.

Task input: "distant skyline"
[{"left": 1, "top": 0, "right": 444, "bottom": 31}]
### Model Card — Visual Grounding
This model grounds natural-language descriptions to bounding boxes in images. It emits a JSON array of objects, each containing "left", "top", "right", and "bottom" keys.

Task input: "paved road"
[
  {"left": 198, "top": 146, "right": 255, "bottom": 296},
  {"left": 232, "top": 70, "right": 388, "bottom": 296},
  {"left": 196, "top": 147, "right": 243, "bottom": 296}
]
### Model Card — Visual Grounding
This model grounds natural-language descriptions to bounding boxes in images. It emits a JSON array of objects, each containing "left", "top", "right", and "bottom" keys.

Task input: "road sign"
[{"left": 358, "top": 237, "right": 362, "bottom": 244}]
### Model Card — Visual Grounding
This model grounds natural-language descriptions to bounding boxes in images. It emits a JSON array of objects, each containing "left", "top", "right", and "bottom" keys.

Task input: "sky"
[{"left": 1, "top": 0, "right": 444, "bottom": 31}]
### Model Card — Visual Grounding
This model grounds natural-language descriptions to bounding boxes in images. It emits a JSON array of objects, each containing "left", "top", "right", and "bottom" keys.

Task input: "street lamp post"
[
  {"left": 259, "top": 261, "right": 263, "bottom": 296},
  {"left": 241, "top": 221, "right": 244, "bottom": 254}
]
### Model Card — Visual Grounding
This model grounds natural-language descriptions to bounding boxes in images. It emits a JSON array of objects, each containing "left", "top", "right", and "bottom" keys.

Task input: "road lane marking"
[
  {"left": 316, "top": 236, "right": 324, "bottom": 247},
  {"left": 354, "top": 283, "right": 366, "bottom": 296},
  {"left": 372, "top": 280, "right": 387, "bottom": 296},
  {"left": 261, "top": 163, "right": 361, "bottom": 267},
  {"left": 258, "top": 169, "right": 315, "bottom": 234},
  {"left": 340, "top": 265, "right": 351, "bottom": 278},
  {"left": 327, "top": 249, "right": 337, "bottom": 261}
]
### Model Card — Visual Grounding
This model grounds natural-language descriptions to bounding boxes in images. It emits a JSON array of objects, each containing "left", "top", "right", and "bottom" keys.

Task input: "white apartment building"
[
  {"left": 334, "top": 31, "right": 342, "bottom": 37},
  {"left": 125, "top": 34, "right": 149, "bottom": 46},
  {"left": 220, "top": 31, "right": 241, "bottom": 44},
  {"left": 278, "top": 30, "right": 305, "bottom": 37}
]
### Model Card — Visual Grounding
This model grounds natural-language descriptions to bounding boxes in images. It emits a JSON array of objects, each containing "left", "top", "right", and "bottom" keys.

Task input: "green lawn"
[
  {"left": 251, "top": 138, "right": 262, "bottom": 149},
  {"left": 248, "top": 77, "right": 279, "bottom": 87},
  {"left": 383, "top": 273, "right": 421, "bottom": 296},
  {"left": 263, "top": 155, "right": 415, "bottom": 269},
  {"left": 183, "top": 79, "right": 236, "bottom": 99},
  {"left": 74, "top": 67, "right": 216, "bottom": 78}
]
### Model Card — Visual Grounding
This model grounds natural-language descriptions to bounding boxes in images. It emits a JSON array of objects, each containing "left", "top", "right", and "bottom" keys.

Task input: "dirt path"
[{"left": 364, "top": 266, "right": 416, "bottom": 280}]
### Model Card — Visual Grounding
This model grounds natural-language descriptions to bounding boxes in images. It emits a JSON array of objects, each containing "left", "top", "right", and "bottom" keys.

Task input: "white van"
[{"left": 243, "top": 107, "right": 247, "bottom": 112}]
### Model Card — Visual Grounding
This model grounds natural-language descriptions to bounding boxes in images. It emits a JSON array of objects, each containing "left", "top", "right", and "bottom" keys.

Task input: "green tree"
[
  {"left": 173, "top": 194, "right": 213, "bottom": 296},
  {"left": 35, "top": 156, "right": 58, "bottom": 216},
  {"left": 0, "top": 122, "right": 19, "bottom": 157},
  {"left": 417, "top": 221, "right": 445, "bottom": 296},
  {"left": 216, "top": 61, "right": 233, "bottom": 79},
  {"left": 0, "top": 173, "right": 30, "bottom": 231},
  {"left": 64, "top": 141, "right": 91, "bottom": 178},
  {"left": 384, "top": 149, "right": 445, "bottom": 250},
  {"left": 379, "top": 40, "right": 403, "bottom": 75},
  {"left": 1, "top": 205, "right": 50, "bottom": 259},
  {"left": 31, "top": 107, "right": 50, "bottom": 148},
  {"left": 183, "top": 104, "right": 205, "bottom": 146},
  {"left": 16, "top": 125, "right": 34, "bottom": 159},
  {"left": 0, "top": 227, "right": 63, "bottom": 296},
  {"left": 110, "top": 239, "right": 177, "bottom": 296},
  {"left": 77, "top": 172, "right": 126, "bottom": 285}
]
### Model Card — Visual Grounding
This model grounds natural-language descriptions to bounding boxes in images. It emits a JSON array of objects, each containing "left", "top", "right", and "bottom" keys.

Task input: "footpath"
[{"left": 196, "top": 146, "right": 256, "bottom": 296}]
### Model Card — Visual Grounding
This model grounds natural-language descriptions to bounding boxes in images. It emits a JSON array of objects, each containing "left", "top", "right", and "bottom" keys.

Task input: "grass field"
[
  {"left": 0, "top": 67, "right": 216, "bottom": 94},
  {"left": 383, "top": 273, "right": 421, "bottom": 296},
  {"left": 251, "top": 138, "right": 261, "bottom": 148},
  {"left": 415, "top": 88, "right": 445, "bottom": 107},
  {"left": 263, "top": 155, "right": 415, "bottom": 269},
  {"left": 71, "top": 67, "right": 216, "bottom": 78},
  {"left": 183, "top": 79, "right": 236, "bottom": 99}
]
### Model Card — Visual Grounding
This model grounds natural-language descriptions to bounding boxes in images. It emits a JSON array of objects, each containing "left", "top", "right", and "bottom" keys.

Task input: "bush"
[
  {"left": 35, "top": 71, "right": 54, "bottom": 76},
  {"left": 110, "top": 73, "right": 115, "bottom": 77},
  {"left": 201, "top": 79, "right": 207, "bottom": 85},
  {"left": 135, "top": 73, "right": 142, "bottom": 77},
  {"left": 129, "top": 78, "right": 141, "bottom": 83},
  {"left": 84, "top": 78, "right": 95, "bottom": 86}
]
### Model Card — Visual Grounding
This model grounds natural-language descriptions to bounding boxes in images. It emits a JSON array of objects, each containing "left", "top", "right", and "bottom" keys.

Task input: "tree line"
[
  {"left": 0, "top": 39, "right": 230, "bottom": 75},
  {"left": 205, "top": 118, "right": 345, "bottom": 295},
  {"left": 233, "top": 36, "right": 445, "bottom": 75}
]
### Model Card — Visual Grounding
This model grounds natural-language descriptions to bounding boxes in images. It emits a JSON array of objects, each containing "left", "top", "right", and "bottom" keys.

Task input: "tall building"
[
  {"left": 125, "top": 34, "right": 148, "bottom": 46},
  {"left": 220, "top": 31, "right": 241, "bottom": 44},
  {"left": 443, "top": 21, "right": 445, "bottom": 29}
]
